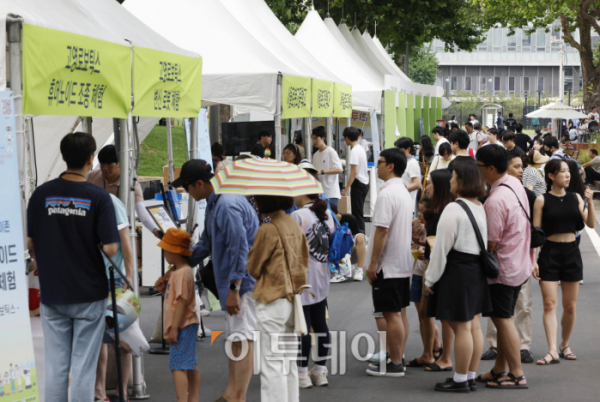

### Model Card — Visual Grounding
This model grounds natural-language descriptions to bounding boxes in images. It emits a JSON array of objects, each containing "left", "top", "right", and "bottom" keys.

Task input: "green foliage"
[
  {"left": 265, "top": 0, "right": 487, "bottom": 68},
  {"left": 408, "top": 45, "right": 438, "bottom": 85},
  {"left": 138, "top": 125, "right": 188, "bottom": 177}
]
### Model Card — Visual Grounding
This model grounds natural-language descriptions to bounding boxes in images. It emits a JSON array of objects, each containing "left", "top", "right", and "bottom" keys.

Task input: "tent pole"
[
  {"left": 166, "top": 119, "right": 175, "bottom": 183},
  {"left": 275, "top": 74, "right": 283, "bottom": 161},
  {"left": 119, "top": 118, "right": 130, "bottom": 206},
  {"left": 187, "top": 117, "right": 199, "bottom": 235},
  {"left": 326, "top": 116, "right": 333, "bottom": 149},
  {"left": 304, "top": 116, "right": 312, "bottom": 162},
  {"left": 344, "top": 116, "right": 351, "bottom": 186},
  {"left": 82, "top": 117, "right": 93, "bottom": 135},
  {"left": 8, "top": 18, "right": 27, "bottom": 250}
]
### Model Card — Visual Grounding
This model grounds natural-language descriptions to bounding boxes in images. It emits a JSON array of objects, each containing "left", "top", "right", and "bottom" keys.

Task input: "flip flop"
[
  {"left": 476, "top": 368, "right": 507, "bottom": 383},
  {"left": 406, "top": 358, "right": 430, "bottom": 368},
  {"left": 424, "top": 362, "right": 452, "bottom": 372},
  {"left": 485, "top": 373, "right": 529, "bottom": 390}
]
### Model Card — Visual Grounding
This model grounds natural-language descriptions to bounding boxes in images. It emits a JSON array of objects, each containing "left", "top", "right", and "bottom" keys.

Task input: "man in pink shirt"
[{"left": 476, "top": 145, "right": 534, "bottom": 390}]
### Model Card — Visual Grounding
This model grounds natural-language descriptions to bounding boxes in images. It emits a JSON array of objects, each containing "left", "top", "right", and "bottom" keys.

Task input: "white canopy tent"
[{"left": 526, "top": 102, "right": 589, "bottom": 119}]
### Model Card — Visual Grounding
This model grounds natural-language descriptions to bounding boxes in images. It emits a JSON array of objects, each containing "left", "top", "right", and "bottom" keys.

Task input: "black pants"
[
  {"left": 350, "top": 179, "right": 369, "bottom": 234},
  {"left": 299, "top": 299, "right": 330, "bottom": 367},
  {"left": 584, "top": 166, "right": 600, "bottom": 184}
]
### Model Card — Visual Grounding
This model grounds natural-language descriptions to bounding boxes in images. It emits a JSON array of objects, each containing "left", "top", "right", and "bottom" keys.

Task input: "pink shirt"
[{"left": 484, "top": 174, "right": 534, "bottom": 286}]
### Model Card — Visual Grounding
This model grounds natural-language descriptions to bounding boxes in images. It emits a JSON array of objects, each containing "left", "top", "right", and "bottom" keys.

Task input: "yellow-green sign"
[
  {"left": 311, "top": 78, "right": 334, "bottom": 118},
  {"left": 133, "top": 47, "right": 203, "bottom": 117},
  {"left": 406, "top": 93, "right": 415, "bottom": 140},
  {"left": 397, "top": 92, "right": 406, "bottom": 138},
  {"left": 282, "top": 75, "right": 311, "bottom": 119},
  {"left": 334, "top": 83, "right": 352, "bottom": 118},
  {"left": 436, "top": 97, "right": 443, "bottom": 119},
  {"left": 384, "top": 91, "right": 396, "bottom": 148},
  {"left": 22, "top": 24, "right": 131, "bottom": 118}
]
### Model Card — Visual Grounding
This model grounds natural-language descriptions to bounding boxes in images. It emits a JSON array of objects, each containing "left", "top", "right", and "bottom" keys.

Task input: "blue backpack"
[{"left": 327, "top": 212, "right": 354, "bottom": 272}]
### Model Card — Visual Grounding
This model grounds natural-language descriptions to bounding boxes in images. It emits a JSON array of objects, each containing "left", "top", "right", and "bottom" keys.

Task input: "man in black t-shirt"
[
  {"left": 514, "top": 124, "right": 533, "bottom": 152},
  {"left": 27, "top": 132, "right": 120, "bottom": 401},
  {"left": 250, "top": 128, "right": 274, "bottom": 158},
  {"left": 505, "top": 113, "right": 517, "bottom": 132}
]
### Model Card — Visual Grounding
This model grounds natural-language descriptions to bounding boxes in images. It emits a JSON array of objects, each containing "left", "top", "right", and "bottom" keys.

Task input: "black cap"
[{"left": 171, "top": 159, "right": 214, "bottom": 188}]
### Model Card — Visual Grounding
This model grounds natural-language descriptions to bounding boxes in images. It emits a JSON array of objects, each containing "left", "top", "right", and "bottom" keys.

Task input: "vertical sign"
[
  {"left": 383, "top": 91, "right": 396, "bottom": 149},
  {"left": 423, "top": 96, "right": 430, "bottom": 137},
  {"left": 396, "top": 92, "right": 406, "bottom": 138},
  {"left": 406, "top": 94, "right": 415, "bottom": 140},
  {"left": 311, "top": 79, "right": 334, "bottom": 118},
  {"left": 0, "top": 92, "right": 40, "bottom": 402},
  {"left": 333, "top": 83, "right": 353, "bottom": 118},
  {"left": 282, "top": 75, "right": 311, "bottom": 119},
  {"left": 414, "top": 95, "right": 422, "bottom": 142}
]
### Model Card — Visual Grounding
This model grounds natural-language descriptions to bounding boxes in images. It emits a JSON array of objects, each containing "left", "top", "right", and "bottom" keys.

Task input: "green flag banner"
[
  {"left": 396, "top": 92, "right": 406, "bottom": 138},
  {"left": 282, "top": 75, "right": 311, "bottom": 119},
  {"left": 430, "top": 97, "right": 438, "bottom": 135},
  {"left": 333, "top": 83, "right": 353, "bottom": 118},
  {"left": 133, "top": 47, "right": 202, "bottom": 117},
  {"left": 406, "top": 94, "right": 414, "bottom": 140},
  {"left": 311, "top": 78, "right": 334, "bottom": 118},
  {"left": 384, "top": 91, "right": 396, "bottom": 149},
  {"left": 414, "top": 95, "right": 422, "bottom": 140},
  {"left": 436, "top": 97, "right": 443, "bottom": 120},
  {"left": 423, "top": 96, "right": 430, "bottom": 137},
  {"left": 22, "top": 24, "right": 131, "bottom": 118}
]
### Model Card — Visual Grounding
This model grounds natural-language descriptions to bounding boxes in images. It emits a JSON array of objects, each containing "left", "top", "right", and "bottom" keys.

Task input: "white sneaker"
[
  {"left": 310, "top": 367, "right": 329, "bottom": 386},
  {"left": 367, "top": 350, "right": 389, "bottom": 364},
  {"left": 299, "top": 373, "right": 312, "bottom": 388},
  {"left": 199, "top": 308, "right": 210, "bottom": 316},
  {"left": 353, "top": 268, "right": 364, "bottom": 281},
  {"left": 330, "top": 274, "right": 348, "bottom": 283}
]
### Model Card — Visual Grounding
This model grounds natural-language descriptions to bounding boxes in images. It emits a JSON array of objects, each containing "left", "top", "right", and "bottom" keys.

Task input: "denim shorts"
[{"left": 410, "top": 275, "right": 423, "bottom": 303}]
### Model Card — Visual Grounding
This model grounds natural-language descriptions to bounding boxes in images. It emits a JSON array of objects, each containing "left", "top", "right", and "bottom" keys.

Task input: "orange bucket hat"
[{"left": 157, "top": 228, "right": 192, "bottom": 256}]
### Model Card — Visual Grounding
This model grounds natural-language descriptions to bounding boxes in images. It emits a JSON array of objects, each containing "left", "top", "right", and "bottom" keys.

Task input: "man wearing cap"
[{"left": 175, "top": 159, "right": 259, "bottom": 402}]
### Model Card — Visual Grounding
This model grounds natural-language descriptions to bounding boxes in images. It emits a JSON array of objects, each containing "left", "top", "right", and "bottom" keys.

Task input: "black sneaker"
[
  {"left": 468, "top": 379, "right": 477, "bottom": 391},
  {"left": 521, "top": 349, "right": 534, "bottom": 363},
  {"left": 434, "top": 377, "right": 470, "bottom": 393},
  {"left": 366, "top": 361, "right": 405, "bottom": 377},
  {"left": 481, "top": 346, "right": 497, "bottom": 360}
]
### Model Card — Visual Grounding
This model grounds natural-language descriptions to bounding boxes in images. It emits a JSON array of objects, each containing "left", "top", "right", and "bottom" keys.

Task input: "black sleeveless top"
[{"left": 541, "top": 192, "right": 584, "bottom": 237}]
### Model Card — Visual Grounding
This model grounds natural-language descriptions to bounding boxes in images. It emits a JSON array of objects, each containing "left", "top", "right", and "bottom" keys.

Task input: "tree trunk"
[{"left": 576, "top": 13, "right": 600, "bottom": 110}]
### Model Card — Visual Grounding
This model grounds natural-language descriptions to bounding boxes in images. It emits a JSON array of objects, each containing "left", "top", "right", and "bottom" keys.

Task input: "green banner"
[
  {"left": 436, "top": 97, "right": 443, "bottom": 120},
  {"left": 396, "top": 92, "right": 406, "bottom": 139},
  {"left": 333, "top": 83, "right": 353, "bottom": 118},
  {"left": 133, "top": 47, "right": 202, "bottom": 117},
  {"left": 22, "top": 24, "right": 131, "bottom": 118},
  {"left": 311, "top": 78, "right": 334, "bottom": 118},
  {"left": 414, "top": 95, "right": 422, "bottom": 140},
  {"left": 384, "top": 91, "right": 396, "bottom": 149},
  {"left": 423, "top": 96, "right": 430, "bottom": 138},
  {"left": 282, "top": 75, "right": 311, "bottom": 119},
  {"left": 406, "top": 94, "right": 414, "bottom": 140},
  {"left": 430, "top": 97, "right": 438, "bottom": 136}
]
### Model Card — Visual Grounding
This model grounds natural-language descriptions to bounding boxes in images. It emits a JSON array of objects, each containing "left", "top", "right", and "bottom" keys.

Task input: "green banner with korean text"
[
  {"left": 333, "top": 83, "right": 353, "bottom": 118},
  {"left": 282, "top": 75, "right": 311, "bottom": 119},
  {"left": 22, "top": 24, "right": 131, "bottom": 118},
  {"left": 384, "top": 91, "right": 397, "bottom": 149},
  {"left": 133, "top": 47, "right": 202, "bottom": 117},
  {"left": 406, "top": 94, "right": 414, "bottom": 140},
  {"left": 311, "top": 79, "right": 334, "bottom": 118}
]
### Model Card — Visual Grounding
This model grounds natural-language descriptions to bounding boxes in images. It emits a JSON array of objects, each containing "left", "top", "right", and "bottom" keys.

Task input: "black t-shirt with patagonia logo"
[{"left": 27, "top": 178, "right": 120, "bottom": 305}]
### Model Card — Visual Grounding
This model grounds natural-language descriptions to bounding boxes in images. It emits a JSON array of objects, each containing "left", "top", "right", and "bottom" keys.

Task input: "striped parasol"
[{"left": 211, "top": 156, "right": 323, "bottom": 196}]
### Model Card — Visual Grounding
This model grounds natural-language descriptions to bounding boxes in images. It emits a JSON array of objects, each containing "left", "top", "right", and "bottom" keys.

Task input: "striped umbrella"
[{"left": 211, "top": 156, "right": 323, "bottom": 196}]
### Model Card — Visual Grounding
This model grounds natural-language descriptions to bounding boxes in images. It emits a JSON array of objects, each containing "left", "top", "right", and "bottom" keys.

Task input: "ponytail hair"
[{"left": 307, "top": 194, "right": 329, "bottom": 223}]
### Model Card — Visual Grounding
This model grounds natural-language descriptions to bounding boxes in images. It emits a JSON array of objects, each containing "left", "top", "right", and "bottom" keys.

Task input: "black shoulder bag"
[
  {"left": 498, "top": 184, "right": 546, "bottom": 248},
  {"left": 455, "top": 200, "right": 499, "bottom": 279}
]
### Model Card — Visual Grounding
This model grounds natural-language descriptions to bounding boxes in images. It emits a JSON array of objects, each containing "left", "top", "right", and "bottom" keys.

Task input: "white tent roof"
[
  {"left": 295, "top": 10, "right": 381, "bottom": 111},
  {"left": 372, "top": 36, "right": 410, "bottom": 81},
  {"left": 526, "top": 102, "right": 589, "bottom": 119}
]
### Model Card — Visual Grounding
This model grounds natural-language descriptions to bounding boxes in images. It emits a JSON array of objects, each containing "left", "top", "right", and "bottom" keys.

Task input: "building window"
[
  {"left": 522, "top": 32, "right": 531, "bottom": 47},
  {"left": 508, "top": 77, "right": 515, "bottom": 93},
  {"left": 537, "top": 28, "right": 546, "bottom": 51},
  {"left": 494, "top": 77, "right": 501, "bottom": 92},
  {"left": 507, "top": 33, "right": 516, "bottom": 51},
  {"left": 451, "top": 76, "right": 457, "bottom": 91},
  {"left": 523, "top": 77, "right": 530, "bottom": 93},
  {"left": 465, "top": 77, "right": 472, "bottom": 91},
  {"left": 480, "top": 76, "right": 487, "bottom": 93},
  {"left": 537, "top": 76, "right": 544, "bottom": 93},
  {"left": 436, "top": 75, "right": 443, "bottom": 87}
]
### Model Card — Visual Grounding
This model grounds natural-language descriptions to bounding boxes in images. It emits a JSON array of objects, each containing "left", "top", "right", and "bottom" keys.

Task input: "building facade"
[{"left": 434, "top": 23, "right": 599, "bottom": 97}]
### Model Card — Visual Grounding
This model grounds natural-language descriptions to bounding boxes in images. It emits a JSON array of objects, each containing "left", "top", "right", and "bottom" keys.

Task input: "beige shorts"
[{"left": 225, "top": 292, "right": 257, "bottom": 342}]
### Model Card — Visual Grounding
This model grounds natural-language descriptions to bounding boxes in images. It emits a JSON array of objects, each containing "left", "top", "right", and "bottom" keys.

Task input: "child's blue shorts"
[{"left": 169, "top": 323, "right": 199, "bottom": 371}]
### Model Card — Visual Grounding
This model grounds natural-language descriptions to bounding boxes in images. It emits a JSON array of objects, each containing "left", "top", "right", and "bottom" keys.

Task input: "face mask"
[{"left": 546, "top": 149, "right": 553, "bottom": 156}]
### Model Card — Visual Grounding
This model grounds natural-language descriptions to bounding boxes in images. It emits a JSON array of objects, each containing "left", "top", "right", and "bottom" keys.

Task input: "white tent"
[{"left": 526, "top": 102, "right": 589, "bottom": 119}]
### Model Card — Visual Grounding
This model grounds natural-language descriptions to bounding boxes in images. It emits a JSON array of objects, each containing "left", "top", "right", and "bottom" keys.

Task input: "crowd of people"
[{"left": 24, "top": 109, "right": 599, "bottom": 401}]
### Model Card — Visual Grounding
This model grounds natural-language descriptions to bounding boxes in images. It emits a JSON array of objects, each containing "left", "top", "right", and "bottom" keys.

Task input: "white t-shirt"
[
  {"left": 402, "top": 157, "right": 421, "bottom": 214},
  {"left": 468, "top": 131, "right": 482, "bottom": 151},
  {"left": 434, "top": 137, "right": 449, "bottom": 156},
  {"left": 349, "top": 144, "right": 369, "bottom": 185},
  {"left": 364, "top": 178, "right": 413, "bottom": 278},
  {"left": 480, "top": 141, "right": 505, "bottom": 148},
  {"left": 313, "top": 147, "right": 342, "bottom": 199},
  {"left": 589, "top": 112, "right": 599, "bottom": 121}
]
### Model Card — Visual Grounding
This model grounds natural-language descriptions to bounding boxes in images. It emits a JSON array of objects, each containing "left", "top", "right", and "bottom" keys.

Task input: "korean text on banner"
[
  {"left": 282, "top": 75, "right": 311, "bottom": 119},
  {"left": 311, "top": 79, "right": 334, "bottom": 118},
  {"left": 0, "top": 92, "right": 40, "bottom": 402},
  {"left": 22, "top": 24, "right": 131, "bottom": 118},
  {"left": 334, "top": 83, "right": 353, "bottom": 118},
  {"left": 396, "top": 92, "right": 406, "bottom": 138},
  {"left": 133, "top": 47, "right": 202, "bottom": 117},
  {"left": 406, "top": 94, "right": 415, "bottom": 140},
  {"left": 384, "top": 91, "right": 396, "bottom": 149}
]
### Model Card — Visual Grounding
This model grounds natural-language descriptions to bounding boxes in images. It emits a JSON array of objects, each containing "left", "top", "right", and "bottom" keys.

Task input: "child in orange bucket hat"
[{"left": 154, "top": 228, "right": 200, "bottom": 401}]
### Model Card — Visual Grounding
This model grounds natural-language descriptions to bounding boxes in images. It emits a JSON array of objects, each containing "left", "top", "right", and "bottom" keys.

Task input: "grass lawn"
[{"left": 138, "top": 125, "right": 189, "bottom": 177}]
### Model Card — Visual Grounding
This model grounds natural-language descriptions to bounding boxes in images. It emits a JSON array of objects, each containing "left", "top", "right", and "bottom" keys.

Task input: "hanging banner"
[
  {"left": 133, "top": 47, "right": 202, "bottom": 117},
  {"left": 384, "top": 91, "right": 396, "bottom": 149},
  {"left": 282, "top": 75, "right": 311, "bottom": 119},
  {"left": 436, "top": 97, "right": 443, "bottom": 120},
  {"left": 414, "top": 95, "right": 422, "bottom": 142},
  {"left": 396, "top": 92, "right": 406, "bottom": 138},
  {"left": 430, "top": 98, "right": 438, "bottom": 137},
  {"left": 311, "top": 79, "right": 334, "bottom": 118},
  {"left": 333, "top": 83, "right": 353, "bottom": 118},
  {"left": 22, "top": 24, "right": 131, "bottom": 118},
  {"left": 423, "top": 96, "right": 430, "bottom": 138},
  {"left": 0, "top": 92, "right": 40, "bottom": 402},
  {"left": 406, "top": 94, "right": 415, "bottom": 140}
]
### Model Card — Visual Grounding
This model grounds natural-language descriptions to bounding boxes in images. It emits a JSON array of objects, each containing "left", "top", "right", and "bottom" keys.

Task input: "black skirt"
[{"left": 426, "top": 249, "right": 492, "bottom": 322}]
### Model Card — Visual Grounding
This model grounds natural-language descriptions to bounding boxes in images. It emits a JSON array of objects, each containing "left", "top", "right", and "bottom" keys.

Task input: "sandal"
[
  {"left": 476, "top": 368, "right": 507, "bottom": 384},
  {"left": 406, "top": 358, "right": 430, "bottom": 368},
  {"left": 559, "top": 346, "right": 577, "bottom": 361},
  {"left": 536, "top": 353, "right": 560, "bottom": 365},
  {"left": 433, "top": 347, "right": 443, "bottom": 361},
  {"left": 424, "top": 362, "right": 452, "bottom": 372},
  {"left": 485, "top": 373, "right": 529, "bottom": 389}
]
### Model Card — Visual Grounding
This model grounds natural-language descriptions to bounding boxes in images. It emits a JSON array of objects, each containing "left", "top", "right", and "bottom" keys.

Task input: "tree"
[
  {"left": 408, "top": 45, "right": 439, "bottom": 85},
  {"left": 476, "top": 0, "right": 600, "bottom": 110},
  {"left": 265, "top": 0, "right": 487, "bottom": 68}
]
